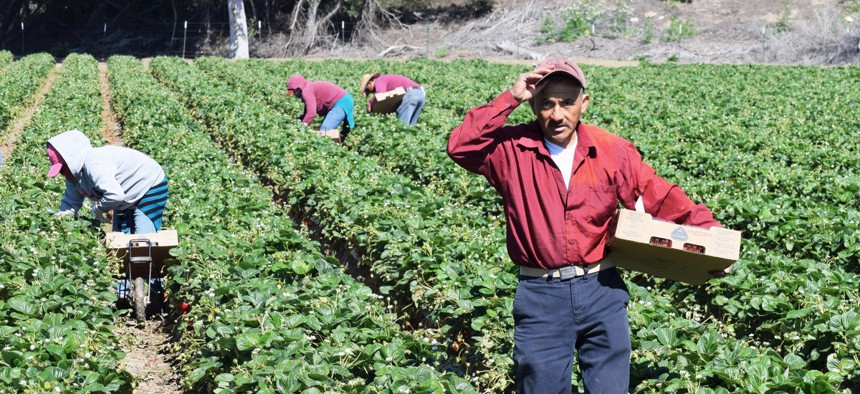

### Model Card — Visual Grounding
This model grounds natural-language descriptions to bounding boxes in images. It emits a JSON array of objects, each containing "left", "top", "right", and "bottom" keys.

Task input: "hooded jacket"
[{"left": 48, "top": 130, "right": 166, "bottom": 213}]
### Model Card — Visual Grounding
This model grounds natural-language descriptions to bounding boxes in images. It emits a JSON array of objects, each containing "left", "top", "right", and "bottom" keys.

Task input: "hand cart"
[{"left": 106, "top": 230, "right": 178, "bottom": 322}]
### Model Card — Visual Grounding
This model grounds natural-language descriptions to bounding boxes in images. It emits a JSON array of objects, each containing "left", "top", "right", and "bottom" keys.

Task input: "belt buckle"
[{"left": 558, "top": 265, "right": 577, "bottom": 280}]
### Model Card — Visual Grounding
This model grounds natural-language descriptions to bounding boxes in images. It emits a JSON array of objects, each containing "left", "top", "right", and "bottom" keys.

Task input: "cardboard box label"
[{"left": 671, "top": 227, "right": 689, "bottom": 241}]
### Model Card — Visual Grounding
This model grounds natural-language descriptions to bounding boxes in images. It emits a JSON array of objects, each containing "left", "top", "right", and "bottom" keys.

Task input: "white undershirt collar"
[{"left": 544, "top": 137, "right": 578, "bottom": 190}]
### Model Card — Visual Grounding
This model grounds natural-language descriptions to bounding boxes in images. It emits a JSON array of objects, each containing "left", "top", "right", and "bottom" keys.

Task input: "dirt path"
[
  {"left": 116, "top": 321, "right": 182, "bottom": 393},
  {"left": 98, "top": 63, "right": 124, "bottom": 145},
  {"left": 0, "top": 64, "right": 59, "bottom": 166},
  {"left": 98, "top": 62, "right": 182, "bottom": 393}
]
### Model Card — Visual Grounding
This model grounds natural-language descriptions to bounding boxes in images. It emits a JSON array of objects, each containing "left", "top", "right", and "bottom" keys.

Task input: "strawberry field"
[{"left": 0, "top": 50, "right": 857, "bottom": 393}]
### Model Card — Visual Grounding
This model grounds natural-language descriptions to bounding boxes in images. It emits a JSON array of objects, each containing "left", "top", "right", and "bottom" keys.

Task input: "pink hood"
[{"left": 287, "top": 75, "right": 307, "bottom": 90}]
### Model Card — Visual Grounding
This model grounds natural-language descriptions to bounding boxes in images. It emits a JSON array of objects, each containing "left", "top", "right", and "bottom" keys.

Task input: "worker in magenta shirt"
[
  {"left": 360, "top": 73, "right": 425, "bottom": 125},
  {"left": 287, "top": 75, "right": 355, "bottom": 134},
  {"left": 447, "top": 58, "right": 732, "bottom": 393}
]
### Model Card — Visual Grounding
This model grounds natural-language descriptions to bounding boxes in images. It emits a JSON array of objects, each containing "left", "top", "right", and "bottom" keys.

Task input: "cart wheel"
[{"left": 132, "top": 277, "right": 147, "bottom": 322}]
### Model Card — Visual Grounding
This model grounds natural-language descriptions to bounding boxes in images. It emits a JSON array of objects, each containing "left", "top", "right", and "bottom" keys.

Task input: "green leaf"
[
  {"left": 7, "top": 297, "right": 37, "bottom": 316},
  {"left": 290, "top": 257, "right": 314, "bottom": 275},
  {"left": 188, "top": 359, "right": 222, "bottom": 383},
  {"left": 783, "top": 353, "right": 806, "bottom": 369},
  {"left": 654, "top": 328, "right": 679, "bottom": 347},
  {"left": 236, "top": 332, "right": 261, "bottom": 351},
  {"left": 785, "top": 308, "right": 812, "bottom": 319},
  {"left": 215, "top": 373, "right": 235, "bottom": 383}
]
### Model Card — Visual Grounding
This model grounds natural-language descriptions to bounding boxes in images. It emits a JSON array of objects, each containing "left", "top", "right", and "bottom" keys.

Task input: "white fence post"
[{"left": 182, "top": 21, "right": 188, "bottom": 58}]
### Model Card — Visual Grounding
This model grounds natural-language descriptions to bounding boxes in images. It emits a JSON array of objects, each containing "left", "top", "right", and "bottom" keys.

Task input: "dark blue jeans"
[{"left": 513, "top": 267, "right": 630, "bottom": 394}]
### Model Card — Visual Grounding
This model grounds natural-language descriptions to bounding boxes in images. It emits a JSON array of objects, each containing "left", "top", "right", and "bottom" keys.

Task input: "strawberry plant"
[
  {"left": 0, "top": 50, "right": 12, "bottom": 70},
  {"left": 0, "top": 53, "right": 133, "bottom": 392},
  {"left": 0, "top": 53, "right": 54, "bottom": 136}
]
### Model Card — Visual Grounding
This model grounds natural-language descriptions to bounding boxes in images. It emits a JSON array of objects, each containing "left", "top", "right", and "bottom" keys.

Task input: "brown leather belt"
[{"left": 519, "top": 256, "right": 615, "bottom": 279}]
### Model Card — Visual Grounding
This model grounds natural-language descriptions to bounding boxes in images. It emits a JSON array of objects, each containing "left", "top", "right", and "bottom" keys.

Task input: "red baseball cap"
[
  {"left": 535, "top": 58, "right": 587, "bottom": 89},
  {"left": 46, "top": 144, "right": 64, "bottom": 178}
]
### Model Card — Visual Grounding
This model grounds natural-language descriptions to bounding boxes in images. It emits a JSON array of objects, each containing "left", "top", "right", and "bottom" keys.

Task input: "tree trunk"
[
  {"left": 170, "top": 0, "right": 177, "bottom": 51},
  {"left": 247, "top": 0, "right": 257, "bottom": 23},
  {"left": 264, "top": 0, "right": 273, "bottom": 35},
  {"left": 301, "top": 0, "right": 321, "bottom": 55},
  {"left": 1, "top": 0, "right": 26, "bottom": 52},
  {"left": 227, "top": 0, "right": 249, "bottom": 59}
]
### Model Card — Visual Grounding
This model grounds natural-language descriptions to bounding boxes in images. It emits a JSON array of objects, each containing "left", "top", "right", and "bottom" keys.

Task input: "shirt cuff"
[{"left": 492, "top": 90, "right": 522, "bottom": 113}]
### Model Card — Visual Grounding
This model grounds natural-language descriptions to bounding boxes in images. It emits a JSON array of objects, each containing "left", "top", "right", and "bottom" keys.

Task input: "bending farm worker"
[
  {"left": 360, "top": 72, "right": 426, "bottom": 125},
  {"left": 447, "top": 58, "right": 731, "bottom": 393},
  {"left": 47, "top": 130, "right": 168, "bottom": 234},
  {"left": 286, "top": 74, "right": 355, "bottom": 135}
]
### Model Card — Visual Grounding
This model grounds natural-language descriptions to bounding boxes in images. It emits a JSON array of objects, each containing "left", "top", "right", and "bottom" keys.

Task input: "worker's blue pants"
[
  {"left": 320, "top": 94, "right": 355, "bottom": 131},
  {"left": 112, "top": 178, "right": 168, "bottom": 234},
  {"left": 513, "top": 267, "right": 631, "bottom": 394},
  {"left": 395, "top": 87, "right": 425, "bottom": 125}
]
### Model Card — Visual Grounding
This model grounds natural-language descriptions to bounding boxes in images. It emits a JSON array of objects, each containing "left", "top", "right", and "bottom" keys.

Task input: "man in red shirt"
[{"left": 447, "top": 58, "right": 728, "bottom": 393}]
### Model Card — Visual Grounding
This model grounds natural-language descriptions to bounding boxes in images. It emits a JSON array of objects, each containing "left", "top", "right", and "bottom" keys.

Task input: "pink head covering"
[
  {"left": 535, "top": 58, "right": 587, "bottom": 89},
  {"left": 287, "top": 75, "right": 307, "bottom": 91},
  {"left": 46, "top": 144, "right": 64, "bottom": 178}
]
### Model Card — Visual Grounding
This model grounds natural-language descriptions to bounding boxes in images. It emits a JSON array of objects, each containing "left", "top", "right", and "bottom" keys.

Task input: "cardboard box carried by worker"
[
  {"left": 369, "top": 87, "right": 406, "bottom": 114},
  {"left": 314, "top": 129, "right": 341, "bottom": 143},
  {"left": 609, "top": 209, "right": 741, "bottom": 285}
]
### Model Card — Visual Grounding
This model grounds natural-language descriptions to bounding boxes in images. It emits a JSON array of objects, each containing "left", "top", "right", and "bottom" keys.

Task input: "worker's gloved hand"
[
  {"left": 92, "top": 206, "right": 112, "bottom": 223},
  {"left": 709, "top": 263, "right": 734, "bottom": 279},
  {"left": 54, "top": 209, "right": 76, "bottom": 217}
]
